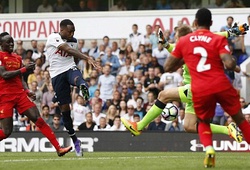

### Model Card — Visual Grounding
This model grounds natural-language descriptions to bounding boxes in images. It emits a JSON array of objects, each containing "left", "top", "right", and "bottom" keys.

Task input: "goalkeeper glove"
[
  {"left": 158, "top": 29, "right": 169, "bottom": 48},
  {"left": 227, "top": 22, "right": 249, "bottom": 37}
]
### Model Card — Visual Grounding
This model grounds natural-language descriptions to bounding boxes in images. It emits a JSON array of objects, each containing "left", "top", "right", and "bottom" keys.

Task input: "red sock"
[
  {"left": 238, "top": 120, "right": 250, "bottom": 144},
  {"left": 198, "top": 122, "right": 213, "bottom": 147},
  {"left": 0, "top": 130, "right": 7, "bottom": 141},
  {"left": 35, "top": 118, "right": 60, "bottom": 151}
]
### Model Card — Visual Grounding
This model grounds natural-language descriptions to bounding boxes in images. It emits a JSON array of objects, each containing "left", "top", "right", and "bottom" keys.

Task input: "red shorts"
[
  {"left": 193, "top": 87, "right": 241, "bottom": 120},
  {"left": 0, "top": 92, "right": 35, "bottom": 119}
]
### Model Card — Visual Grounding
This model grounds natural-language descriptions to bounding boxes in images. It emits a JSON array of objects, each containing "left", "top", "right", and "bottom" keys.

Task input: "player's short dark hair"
[
  {"left": 195, "top": 8, "right": 212, "bottom": 28},
  {"left": 177, "top": 25, "right": 193, "bottom": 38},
  {"left": 60, "top": 19, "right": 74, "bottom": 28},
  {"left": 0, "top": 32, "right": 9, "bottom": 42}
]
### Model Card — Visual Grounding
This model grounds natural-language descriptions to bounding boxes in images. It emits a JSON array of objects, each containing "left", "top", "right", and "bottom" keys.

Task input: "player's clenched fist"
[{"left": 25, "top": 62, "right": 36, "bottom": 71}]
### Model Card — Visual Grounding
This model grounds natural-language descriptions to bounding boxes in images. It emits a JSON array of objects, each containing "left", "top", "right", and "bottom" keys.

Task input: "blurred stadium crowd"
[{"left": 5, "top": 0, "right": 250, "bottom": 133}]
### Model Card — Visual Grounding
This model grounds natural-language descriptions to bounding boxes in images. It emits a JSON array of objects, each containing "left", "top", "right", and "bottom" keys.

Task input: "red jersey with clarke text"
[
  {"left": 0, "top": 51, "right": 24, "bottom": 94},
  {"left": 172, "top": 29, "right": 232, "bottom": 97}
]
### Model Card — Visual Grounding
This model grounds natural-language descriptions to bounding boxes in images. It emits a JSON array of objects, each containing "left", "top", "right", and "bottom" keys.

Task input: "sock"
[
  {"left": 198, "top": 122, "right": 213, "bottom": 147},
  {"left": 210, "top": 123, "right": 228, "bottom": 135},
  {"left": 238, "top": 120, "right": 250, "bottom": 144},
  {"left": 0, "top": 130, "right": 7, "bottom": 141},
  {"left": 62, "top": 110, "right": 78, "bottom": 143},
  {"left": 35, "top": 118, "right": 60, "bottom": 151},
  {"left": 137, "top": 99, "right": 166, "bottom": 131}
]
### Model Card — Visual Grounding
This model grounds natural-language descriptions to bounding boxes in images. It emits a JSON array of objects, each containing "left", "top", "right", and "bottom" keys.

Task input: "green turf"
[{"left": 0, "top": 152, "right": 250, "bottom": 170}]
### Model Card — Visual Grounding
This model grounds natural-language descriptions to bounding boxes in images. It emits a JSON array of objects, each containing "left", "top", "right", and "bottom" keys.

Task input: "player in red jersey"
[
  {"left": 165, "top": 8, "right": 250, "bottom": 168},
  {"left": 0, "top": 32, "right": 72, "bottom": 156}
]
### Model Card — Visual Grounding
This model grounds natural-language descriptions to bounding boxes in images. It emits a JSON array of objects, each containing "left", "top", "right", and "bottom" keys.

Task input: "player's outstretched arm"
[
  {"left": 164, "top": 55, "right": 183, "bottom": 73},
  {"left": 58, "top": 43, "right": 102, "bottom": 71},
  {"left": 0, "top": 63, "right": 35, "bottom": 80},
  {"left": 220, "top": 53, "right": 237, "bottom": 71},
  {"left": 217, "top": 23, "right": 249, "bottom": 38}
]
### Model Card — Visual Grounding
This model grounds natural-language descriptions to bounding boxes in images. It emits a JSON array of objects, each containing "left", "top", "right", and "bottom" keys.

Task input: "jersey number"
[{"left": 193, "top": 47, "right": 211, "bottom": 72}]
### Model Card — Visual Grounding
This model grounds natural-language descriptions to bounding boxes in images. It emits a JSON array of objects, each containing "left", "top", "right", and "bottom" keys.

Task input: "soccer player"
[
  {"left": 45, "top": 19, "right": 100, "bottom": 157},
  {"left": 0, "top": 32, "right": 72, "bottom": 156},
  {"left": 122, "top": 23, "right": 247, "bottom": 135},
  {"left": 165, "top": 8, "right": 250, "bottom": 168}
]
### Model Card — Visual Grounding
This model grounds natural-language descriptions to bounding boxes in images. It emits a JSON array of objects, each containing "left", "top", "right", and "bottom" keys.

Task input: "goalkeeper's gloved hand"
[
  {"left": 227, "top": 22, "right": 249, "bottom": 37},
  {"left": 158, "top": 29, "right": 169, "bottom": 48}
]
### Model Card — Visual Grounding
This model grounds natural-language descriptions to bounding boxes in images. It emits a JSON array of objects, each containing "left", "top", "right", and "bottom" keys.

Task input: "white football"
[{"left": 161, "top": 103, "right": 179, "bottom": 121}]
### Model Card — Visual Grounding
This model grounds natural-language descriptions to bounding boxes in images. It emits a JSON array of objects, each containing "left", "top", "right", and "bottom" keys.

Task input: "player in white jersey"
[{"left": 45, "top": 19, "right": 100, "bottom": 157}]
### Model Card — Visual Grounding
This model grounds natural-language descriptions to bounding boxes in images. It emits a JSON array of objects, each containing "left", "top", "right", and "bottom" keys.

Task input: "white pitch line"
[{"left": 2, "top": 156, "right": 182, "bottom": 163}]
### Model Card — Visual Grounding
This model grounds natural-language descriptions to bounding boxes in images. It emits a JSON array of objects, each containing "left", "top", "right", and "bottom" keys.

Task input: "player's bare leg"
[
  {"left": 121, "top": 88, "right": 180, "bottom": 136},
  {"left": 0, "top": 117, "right": 13, "bottom": 140},
  {"left": 23, "top": 107, "right": 72, "bottom": 156}
]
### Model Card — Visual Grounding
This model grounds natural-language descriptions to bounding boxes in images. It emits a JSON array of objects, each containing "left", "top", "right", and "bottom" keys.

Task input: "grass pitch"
[{"left": 0, "top": 152, "right": 250, "bottom": 170}]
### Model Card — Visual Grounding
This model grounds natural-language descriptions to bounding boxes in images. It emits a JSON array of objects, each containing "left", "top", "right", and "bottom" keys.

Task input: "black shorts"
[{"left": 51, "top": 67, "right": 85, "bottom": 105}]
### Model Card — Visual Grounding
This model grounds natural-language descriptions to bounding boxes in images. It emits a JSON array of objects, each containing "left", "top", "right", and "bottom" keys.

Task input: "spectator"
[
  {"left": 165, "top": 119, "right": 184, "bottom": 131},
  {"left": 53, "top": 0, "right": 73, "bottom": 12},
  {"left": 77, "top": 39, "right": 88, "bottom": 53},
  {"left": 37, "top": 0, "right": 53, "bottom": 12},
  {"left": 88, "top": 77, "right": 98, "bottom": 98},
  {"left": 151, "top": 57, "right": 164, "bottom": 74},
  {"left": 135, "top": 82, "right": 148, "bottom": 103},
  {"left": 15, "top": 45, "right": 26, "bottom": 59},
  {"left": 89, "top": 89, "right": 103, "bottom": 110},
  {"left": 101, "top": 47, "right": 120, "bottom": 76},
  {"left": 240, "top": 97, "right": 249, "bottom": 109},
  {"left": 88, "top": 39, "right": 99, "bottom": 59},
  {"left": 109, "top": 115, "right": 126, "bottom": 131},
  {"left": 50, "top": 114, "right": 65, "bottom": 131},
  {"left": 135, "top": 54, "right": 151, "bottom": 75},
  {"left": 155, "top": 0, "right": 171, "bottom": 9},
  {"left": 127, "top": 24, "right": 144, "bottom": 52},
  {"left": 144, "top": 67, "right": 161, "bottom": 97},
  {"left": 110, "top": 0, "right": 127, "bottom": 11},
  {"left": 119, "top": 100, "right": 127, "bottom": 117},
  {"left": 125, "top": 44, "right": 134, "bottom": 57},
  {"left": 41, "top": 105, "right": 53, "bottom": 126},
  {"left": 225, "top": 0, "right": 245, "bottom": 8},
  {"left": 121, "top": 84, "right": 131, "bottom": 102},
  {"left": 138, "top": 0, "right": 153, "bottom": 10},
  {"left": 207, "top": 0, "right": 226, "bottom": 8},
  {"left": 39, "top": 70, "right": 50, "bottom": 93},
  {"left": 102, "top": 35, "right": 110, "bottom": 49},
  {"left": 138, "top": 44, "right": 146, "bottom": 56},
  {"left": 144, "top": 24, "right": 154, "bottom": 49},
  {"left": 122, "top": 104, "right": 136, "bottom": 122},
  {"left": 42, "top": 83, "right": 57, "bottom": 115},
  {"left": 134, "top": 97, "right": 146, "bottom": 120},
  {"left": 93, "top": 117, "right": 111, "bottom": 131},
  {"left": 147, "top": 115, "right": 166, "bottom": 131},
  {"left": 115, "top": 74, "right": 122, "bottom": 92},
  {"left": 31, "top": 40, "right": 38, "bottom": 53},
  {"left": 133, "top": 69, "right": 144, "bottom": 85},
  {"left": 170, "top": 0, "right": 186, "bottom": 9},
  {"left": 110, "top": 90, "right": 121, "bottom": 110},
  {"left": 152, "top": 42, "right": 170, "bottom": 66},
  {"left": 92, "top": 102, "right": 106, "bottom": 125},
  {"left": 133, "top": 114, "right": 141, "bottom": 122},
  {"left": 111, "top": 41, "right": 120, "bottom": 57},
  {"left": 75, "top": 0, "right": 91, "bottom": 11},
  {"left": 159, "top": 71, "right": 183, "bottom": 90},
  {"left": 220, "top": 16, "right": 235, "bottom": 52},
  {"left": 98, "top": 65, "right": 116, "bottom": 101},
  {"left": 27, "top": 65, "right": 41, "bottom": 89},
  {"left": 189, "top": 0, "right": 202, "bottom": 9},
  {"left": 119, "top": 38, "right": 127, "bottom": 51},
  {"left": 118, "top": 57, "right": 134, "bottom": 76},
  {"left": 178, "top": 107, "right": 185, "bottom": 125},
  {"left": 78, "top": 112, "right": 96, "bottom": 130},
  {"left": 30, "top": 81, "right": 43, "bottom": 113},
  {"left": 212, "top": 103, "right": 226, "bottom": 126},
  {"left": 106, "top": 104, "right": 118, "bottom": 126},
  {"left": 127, "top": 90, "right": 140, "bottom": 109},
  {"left": 127, "top": 78, "right": 136, "bottom": 96},
  {"left": 118, "top": 50, "right": 126, "bottom": 66},
  {"left": 242, "top": 15, "right": 250, "bottom": 57},
  {"left": 144, "top": 91, "right": 156, "bottom": 109},
  {"left": 72, "top": 92, "right": 90, "bottom": 130},
  {"left": 150, "top": 25, "right": 160, "bottom": 50}
]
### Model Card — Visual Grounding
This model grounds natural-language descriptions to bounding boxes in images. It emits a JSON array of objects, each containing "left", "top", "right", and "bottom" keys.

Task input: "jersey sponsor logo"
[{"left": 55, "top": 49, "right": 69, "bottom": 57}]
